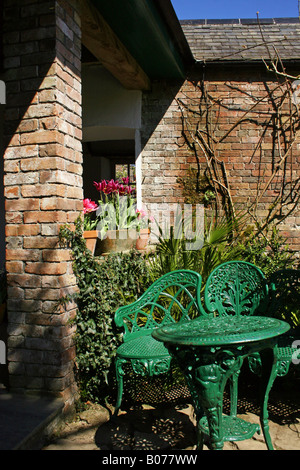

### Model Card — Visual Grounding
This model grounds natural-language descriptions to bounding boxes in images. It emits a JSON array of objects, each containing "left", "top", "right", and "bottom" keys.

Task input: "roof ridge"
[{"left": 180, "top": 17, "right": 300, "bottom": 25}]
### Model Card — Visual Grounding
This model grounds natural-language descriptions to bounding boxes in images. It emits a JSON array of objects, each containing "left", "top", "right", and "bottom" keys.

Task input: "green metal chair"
[
  {"left": 248, "top": 268, "right": 300, "bottom": 379},
  {"left": 203, "top": 260, "right": 269, "bottom": 418},
  {"left": 204, "top": 260, "right": 269, "bottom": 318},
  {"left": 113, "top": 269, "right": 204, "bottom": 415}
]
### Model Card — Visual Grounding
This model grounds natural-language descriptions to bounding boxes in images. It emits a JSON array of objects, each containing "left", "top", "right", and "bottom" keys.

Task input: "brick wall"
[
  {"left": 141, "top": 79, "right": 185, "bottom": 205},
  {"left": 141, "top": 70, "right": 300, "bottom": 253},
  {"left": 3, "top": 0, "right": 82, "bottom": 405}
]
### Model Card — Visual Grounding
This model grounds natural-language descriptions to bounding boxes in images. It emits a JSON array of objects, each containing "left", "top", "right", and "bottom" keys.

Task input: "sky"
[{"left": 171, "top": 0, "right": 299, "bottom": 20}]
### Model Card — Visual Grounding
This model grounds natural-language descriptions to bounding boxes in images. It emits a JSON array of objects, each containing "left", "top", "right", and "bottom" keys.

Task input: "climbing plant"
[{"left": 176, "top": 15, "right": 300, "bottom": 237}]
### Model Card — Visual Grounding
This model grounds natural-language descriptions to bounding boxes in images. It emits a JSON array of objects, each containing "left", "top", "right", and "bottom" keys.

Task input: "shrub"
[
  {"left": 240, "top": 225, "right": 296, "bottom": 277},
  {"left": 147, "top": 211, "right": 245, "bottom": 287},
  {"left": 59, "top": 218, "right": 151, "bottom": 403}
]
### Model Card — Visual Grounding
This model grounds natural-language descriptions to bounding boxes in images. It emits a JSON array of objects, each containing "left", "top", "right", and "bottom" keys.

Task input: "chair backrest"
[
  {"left": 114, "top": 270, "right": 205, "bottom": 341},
  {"left": 204, "top": 260, "right": 268, "bottom": 317},
  {"left": 267, "top": 269, "right": 300, "bottom": 329}
]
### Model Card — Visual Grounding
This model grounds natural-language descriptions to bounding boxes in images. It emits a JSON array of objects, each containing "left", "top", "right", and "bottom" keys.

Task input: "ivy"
[{"left": 59, "top": 217, "right": 151, "bottom": 404}]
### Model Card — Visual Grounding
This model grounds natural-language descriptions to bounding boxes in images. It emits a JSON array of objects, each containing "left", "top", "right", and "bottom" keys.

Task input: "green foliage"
[
  {"left": 239, "top": 225, "right": 300, "bottom": 327},
  {"left": 239, "top": 225, "right": 296, "bottom": 277},
  {"left": 147, "top": 210, "right": 296, "bottom": 293},
  {"left": 59, "top": 218, "right": 151, "bottom": 403},
  {"left": 147, "top": 211, "right": 244, "bottom": 287}
]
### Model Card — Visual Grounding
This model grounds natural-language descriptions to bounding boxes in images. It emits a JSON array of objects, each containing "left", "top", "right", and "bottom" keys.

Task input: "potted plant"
[
  {"left": 135, "top": 208, "right": 153, "bottom": 250},
  {"left": 83, "top": 198, "right": 99, "bottom": 254},
  {"left": 83, "top": 178, "right": 154, "bottom": 254},
  {"left": 92, "top": 178, "right": 140, "bottom": 254}
]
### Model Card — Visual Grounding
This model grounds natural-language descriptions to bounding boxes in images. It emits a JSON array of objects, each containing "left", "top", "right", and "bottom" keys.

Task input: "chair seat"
[
  {"left": 116, "top": 333, "right": 170, "bottom": 360},
  {"left": 277, "top": 331, "right": 300, "bottom": 359},
  {"left": 277, "top": 345, "right": 294, "bottom": 359}
]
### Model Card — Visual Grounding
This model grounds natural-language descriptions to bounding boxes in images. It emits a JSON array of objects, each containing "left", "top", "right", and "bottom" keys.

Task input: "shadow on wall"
[
  {"left": 141, "top": 79, "right": 184, "bottom": 149},
  {"left": 81, "top": 73, "right": 184, "bottom": 203},
  {"left": 1, "top": 0, "right": 82, "bottom": 393},
  {"left": 0, "top": 103, "right": 5, "bottom": 270}
]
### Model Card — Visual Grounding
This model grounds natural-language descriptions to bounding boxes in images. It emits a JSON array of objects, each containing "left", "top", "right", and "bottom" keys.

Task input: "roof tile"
[{"left": 181, "top": 18, "right": 300, "bottom": 63}]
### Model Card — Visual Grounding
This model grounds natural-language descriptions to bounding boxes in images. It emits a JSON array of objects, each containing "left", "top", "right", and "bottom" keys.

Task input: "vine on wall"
[{"left": 176, "top": 17, "right": 300, "bottom": 237}]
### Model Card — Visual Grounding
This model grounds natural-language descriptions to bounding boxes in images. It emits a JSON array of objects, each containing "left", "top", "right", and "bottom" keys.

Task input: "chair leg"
[
  {"left": 114, "top": 357, "right": 127, "bottom": 415},
  {"left": 196, "top": 422, "right": 205, "bottom": 450},
  {"left": 259, "top": 348, "right": 278, "bottom": 450}
]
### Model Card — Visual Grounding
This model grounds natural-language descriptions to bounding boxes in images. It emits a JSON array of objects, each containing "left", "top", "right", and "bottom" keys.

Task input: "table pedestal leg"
[
  {"left": 186, "top": 366, "right": 224, "bottom": 449},
  {"left": 259, "top": 347, "right": 278, "bottom": 450},
  {"left": 178, "top": 349, "right": 243, "bottom": 450}
]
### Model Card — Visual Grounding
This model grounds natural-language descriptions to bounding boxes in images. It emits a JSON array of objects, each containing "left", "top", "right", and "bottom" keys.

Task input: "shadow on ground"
[
  {"left": 94, "top": 404, "right": 197, "bottom": 451},
  {"left": 42, "top": 371, "right": 300, "bottom": 451}
]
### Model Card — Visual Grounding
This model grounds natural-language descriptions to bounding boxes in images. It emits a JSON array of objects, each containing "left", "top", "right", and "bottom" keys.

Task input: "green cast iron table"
[{"left": 152, "top": 315, "right": 290, "bottom": 450}]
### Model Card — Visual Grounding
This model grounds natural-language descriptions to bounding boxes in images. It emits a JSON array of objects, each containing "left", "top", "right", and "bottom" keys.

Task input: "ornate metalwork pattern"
[
  {"left": 130, "top": 357, "right": 171, "bottom": 376},
  {"left": 204, "top": 261, "right": 268, "bottom": 317},
  {"left": 115, "top": 269, "right": 205, "bottom": 341},
  {"left": 113, "top": 261, "right": 299, "bottom": 450},
  {"left": 199, "top": 415, "right": 260, "bottom": 443},
  {"left": 153, "top": 315, "right": 290, "bottom": 450},
  {"left": 113, "top": 270, "right": 204, "bottom": 415},
  {"left": 152, "top": 316, "right": 289, "bottom": 347}
]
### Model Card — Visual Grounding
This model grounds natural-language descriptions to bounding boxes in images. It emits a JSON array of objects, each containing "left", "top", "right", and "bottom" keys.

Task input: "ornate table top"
[{"left": 152, "top": 316, "right": 290, "bottom": 347}]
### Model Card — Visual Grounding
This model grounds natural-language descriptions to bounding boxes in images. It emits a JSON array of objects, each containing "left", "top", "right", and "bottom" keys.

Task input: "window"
[
  {"left": 83, "top": 140, "right": 136, "bottom": 199},
  {"left": 114, "top": 162, "right": 136, "bottom": 184}
]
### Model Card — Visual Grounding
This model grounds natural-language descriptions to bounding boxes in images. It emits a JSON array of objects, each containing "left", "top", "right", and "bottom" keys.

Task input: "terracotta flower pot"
[
  {"left": 96, "top": 229, "right": 137, "bottom": 255},
  {"left": 83, "top": 230, "right": 99, "bottom": 255},
  {"left": 136, "top": 228, "right": 151, "bottom": 250}
]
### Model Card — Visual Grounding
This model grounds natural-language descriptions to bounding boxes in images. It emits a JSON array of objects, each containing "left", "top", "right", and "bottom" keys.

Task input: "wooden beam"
[{"left": 81, "top": 0, "right": 151, "bottom": 90}]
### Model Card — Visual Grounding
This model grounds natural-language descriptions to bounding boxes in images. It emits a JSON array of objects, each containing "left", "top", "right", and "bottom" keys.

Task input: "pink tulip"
[
  {"left": 93, "top": 180, "right": 106, "bottom": 192},
  {"left": 93, "top": 178, "right": 135, "bottom": 197},
  {"left": 83, "top": 198, "right": 98, "bottom": 214},
  {"left": 126, "top": 185, "right": 135, "bottom": 194},
  {"left": 118, "top": 185, "right": 125, "bottom": 195},
  {"left": 108, "top": 179, "right": 119, "bottom": 193},
  {"left": 136, "top": 208, "right": 146, "bottom": 218}
]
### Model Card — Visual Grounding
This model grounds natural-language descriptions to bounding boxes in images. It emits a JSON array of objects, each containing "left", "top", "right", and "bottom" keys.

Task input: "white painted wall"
[{"left": 82, "top": 64, "right": 142, "bottom": 142}]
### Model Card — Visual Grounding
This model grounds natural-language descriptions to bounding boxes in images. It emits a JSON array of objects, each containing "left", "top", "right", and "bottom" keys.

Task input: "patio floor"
[
  {"left": 42, "top": 383, "right": 300, "bottom": 451},
  {"left": 0, "top": 388, "right": 64, "bottom": 450},
  {"left": 0, "top": 376, "right": 299, "bottom": 451}
]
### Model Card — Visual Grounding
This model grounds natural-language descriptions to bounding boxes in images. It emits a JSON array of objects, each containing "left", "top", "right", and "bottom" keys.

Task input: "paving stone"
[{"left": 42, "top": 403, "right": 300, "bottom": 451}]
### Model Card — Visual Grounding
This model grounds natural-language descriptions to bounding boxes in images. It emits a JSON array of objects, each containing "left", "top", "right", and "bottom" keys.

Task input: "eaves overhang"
[
  {"left": 91, "top": 0, "right": 195, "bottom": 80},
  {"left": 191, "top": 58, "right": 300, "bottom": 77}
]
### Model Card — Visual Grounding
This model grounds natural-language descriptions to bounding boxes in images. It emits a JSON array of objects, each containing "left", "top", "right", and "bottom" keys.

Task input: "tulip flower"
[
  {"left": 87, "top": 178, "right": 142, "bottom": 236},
  {"left": 83, "top": 198, "right": 98, "bottom": 214}
]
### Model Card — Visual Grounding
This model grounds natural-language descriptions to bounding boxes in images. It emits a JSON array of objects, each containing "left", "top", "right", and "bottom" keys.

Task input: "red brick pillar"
[{"left": 3, "top": 0, "right": 82, "bottom": 405}]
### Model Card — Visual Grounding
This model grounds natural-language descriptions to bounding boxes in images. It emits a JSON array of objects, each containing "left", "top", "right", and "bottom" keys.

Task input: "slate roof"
[{"left": 180, "top": 18, "right": 300, "bottom": 63}]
